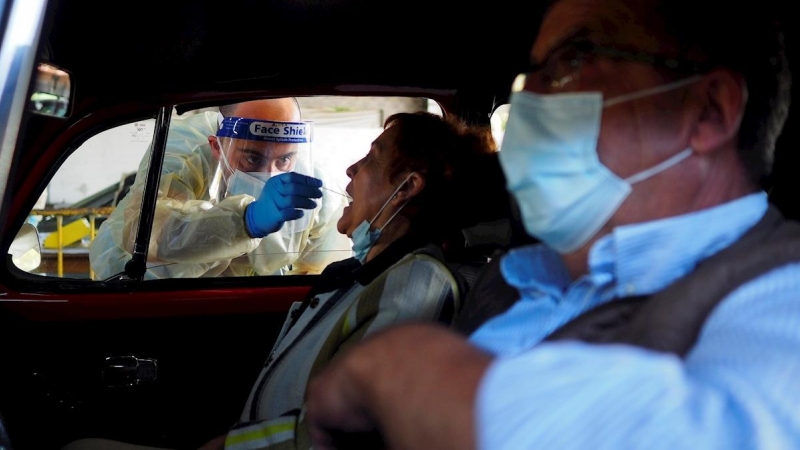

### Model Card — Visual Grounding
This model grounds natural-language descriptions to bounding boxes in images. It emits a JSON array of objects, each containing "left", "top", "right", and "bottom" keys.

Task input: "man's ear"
[
  {"left": 689, "top": 69, "right": 747, "bottom": 155},
  {"left": 392, "top": 172, "right": 425, "bottom": 204},
  {"left": 209, "top": 136, "right": 221, "bottom": 162}
]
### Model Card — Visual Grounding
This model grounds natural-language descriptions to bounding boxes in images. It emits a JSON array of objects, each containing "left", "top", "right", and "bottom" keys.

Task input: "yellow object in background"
[{"left": 43, "top": 217, "right": 91, "bottom": 249}]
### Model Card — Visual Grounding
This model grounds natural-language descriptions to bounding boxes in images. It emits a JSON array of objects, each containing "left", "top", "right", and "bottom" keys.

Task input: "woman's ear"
[
  {"left": 392, "top": 172, "right": 425, "bottom": 204},
  {"left": 209, "top": 136, "right": 222, "bottom": 162},
  {"left": 689, "top": 69, "right": 747, "bottom": 155}
]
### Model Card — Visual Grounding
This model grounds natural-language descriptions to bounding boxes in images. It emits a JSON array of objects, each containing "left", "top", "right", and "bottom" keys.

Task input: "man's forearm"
[
  {"left": 375, "top": 327, "right": 491, "bottom": 450},
  {"left": 309, "top": 323, "right": 493, "bottom": 450}
]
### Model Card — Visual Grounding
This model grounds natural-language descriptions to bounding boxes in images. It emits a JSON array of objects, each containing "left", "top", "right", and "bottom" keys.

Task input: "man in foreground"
[{"left": 304, "top": 0, "right": 800, "bottom": 448}]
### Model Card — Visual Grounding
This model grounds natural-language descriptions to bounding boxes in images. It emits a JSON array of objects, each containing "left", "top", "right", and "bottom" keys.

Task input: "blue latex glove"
[{"left": 244, "top": 172, "right": 323, "bottom": 238}]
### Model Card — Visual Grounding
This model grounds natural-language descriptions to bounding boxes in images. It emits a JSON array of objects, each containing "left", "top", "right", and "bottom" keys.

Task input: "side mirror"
[
  {"left": 28, "top": 63, "right": 71, "bottom": 118},
  {"left": 10, "top": 223, "right": 42, "bottom": 271}
]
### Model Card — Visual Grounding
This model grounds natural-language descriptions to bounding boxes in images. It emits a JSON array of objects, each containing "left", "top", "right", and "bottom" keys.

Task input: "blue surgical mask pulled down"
[
  {"left": 351, "top": 173, "right": 415, "bottom": 263},
  {"left": 499, "top": 76, "right": 700, "bottom": 254}
]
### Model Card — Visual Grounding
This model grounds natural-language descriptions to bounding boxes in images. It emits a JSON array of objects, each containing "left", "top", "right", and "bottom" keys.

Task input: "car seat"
[{"left": 438, "top": 152, "right": 538, "bottom": 335}]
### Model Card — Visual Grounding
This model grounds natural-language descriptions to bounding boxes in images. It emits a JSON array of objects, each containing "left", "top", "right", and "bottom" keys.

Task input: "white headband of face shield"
[
  {"left": 214, "top": 115, "right": 313, "bottom": 201},
  {"left": 215, "top": 114, "right": 313, "bottom": 179}
]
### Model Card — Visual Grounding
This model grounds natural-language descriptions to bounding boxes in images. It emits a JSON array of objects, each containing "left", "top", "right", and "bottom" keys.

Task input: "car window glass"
[
  {"left": 13, "top": 118, "right": 156, "bottom": 279},
  {"left": 12, "top": 96, "right": 440, "bottom": 281},
  {"left": 491, "top": 103, "right": 510, "bottom": 149}
]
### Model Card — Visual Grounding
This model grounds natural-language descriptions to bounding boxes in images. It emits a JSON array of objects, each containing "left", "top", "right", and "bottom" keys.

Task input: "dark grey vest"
[{"left": 544, "top": 205, "right": 800, "bottom": 357}]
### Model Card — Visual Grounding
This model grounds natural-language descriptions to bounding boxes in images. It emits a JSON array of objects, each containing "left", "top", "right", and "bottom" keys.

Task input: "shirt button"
[
  {"left": 310, "top": 297, "right": 320, "bottom": 308},
  {"left": 625, "top": 283, "right": 636, "bottom": 295}
]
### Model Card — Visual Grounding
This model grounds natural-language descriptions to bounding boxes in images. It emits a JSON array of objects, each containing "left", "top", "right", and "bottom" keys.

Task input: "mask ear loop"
[
  {"left": 621, "top": 77, "right": 748, "bottom": 186},
  {"left": 369, "top": 172, "right": 416, "bottom": 230},
  {"left": 624, "top": 148, "right": 693, "bottom": 185}
]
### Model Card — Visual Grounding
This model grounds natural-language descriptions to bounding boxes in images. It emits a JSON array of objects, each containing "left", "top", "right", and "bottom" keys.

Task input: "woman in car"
[
  {"left": 64, "top": 111, "right": 498, "bottom": 450},
  {"left": 215, "top": 111, "right": 498, "bottom": 450}
]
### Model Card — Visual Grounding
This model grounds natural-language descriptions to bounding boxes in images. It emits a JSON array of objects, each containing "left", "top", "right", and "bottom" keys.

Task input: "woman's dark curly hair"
[{"left": 381, "top": 111, "right": 501, "bottom": 240}]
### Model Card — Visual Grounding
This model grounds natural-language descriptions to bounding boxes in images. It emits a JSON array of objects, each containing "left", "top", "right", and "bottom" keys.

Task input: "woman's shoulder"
[
  {"left": 390, "top": 243, "right": 480, "bottom": 305},
  {"left": 376, "top": 244, "right": 464, "bottom": 324},
  {"left": 410, "top": 243, "right": 447, "bottom": 260},
  {"left": 399, "top": 243, "right": 448, "bottom": 266},
  {"left": 385, "top": 244, "right": 457, "bottom": 281}
]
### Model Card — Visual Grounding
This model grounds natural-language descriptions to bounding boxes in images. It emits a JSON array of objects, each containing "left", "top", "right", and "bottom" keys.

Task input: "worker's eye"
[
  {"left": 242, "top": 153, "right": 263, "bottom": 169},
  {"left": 275, "top": 155, "right": 294, "bottom": 171}
]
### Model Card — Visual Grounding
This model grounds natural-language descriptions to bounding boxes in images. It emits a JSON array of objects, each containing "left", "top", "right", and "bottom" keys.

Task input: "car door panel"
[{"left": 0, "top": 286, "right": 307, "bottom": 450}]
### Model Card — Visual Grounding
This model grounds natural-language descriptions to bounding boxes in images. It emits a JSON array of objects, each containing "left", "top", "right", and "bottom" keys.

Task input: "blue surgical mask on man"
[
  {"left": 498, "top": 76, "right": 701, "bottom": 253},
  {"left": 351, "top": 172, "right": 415, "bottom": 263}
]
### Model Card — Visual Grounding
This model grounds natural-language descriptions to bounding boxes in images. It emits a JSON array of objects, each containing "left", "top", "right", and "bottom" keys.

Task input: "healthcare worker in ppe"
[{"left": 89, "top": 97, "right": 351, "bottom": 280}]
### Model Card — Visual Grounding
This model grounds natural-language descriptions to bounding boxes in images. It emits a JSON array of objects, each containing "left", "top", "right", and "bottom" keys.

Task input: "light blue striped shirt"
[{"left": 470, "top": 192, "right": 800, "bottom": 449}]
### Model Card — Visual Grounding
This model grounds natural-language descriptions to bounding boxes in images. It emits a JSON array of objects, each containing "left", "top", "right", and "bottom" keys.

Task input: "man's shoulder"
[
  {"left": 166, "top": 111, "right": 219, "bottom": 150},
  {"left": 160, "top": 112, "right": 219, "bottom": 172},
  {"left": 175, "top": 110, "right": 219, "bottom": 128},
  {"left": 702, "top": 205, "right": 800, "bottom": 268}
]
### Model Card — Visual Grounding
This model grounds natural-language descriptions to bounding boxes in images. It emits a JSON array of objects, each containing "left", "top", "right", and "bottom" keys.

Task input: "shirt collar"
[
  {"left": 588, "top": 191, "right": 769, "bottom": 297},
  {"left": 500, "top": 244, "right": 572, "bottom": 299},
  {"left": 500, "top": 192, "right": 769, "bottom": 299}
]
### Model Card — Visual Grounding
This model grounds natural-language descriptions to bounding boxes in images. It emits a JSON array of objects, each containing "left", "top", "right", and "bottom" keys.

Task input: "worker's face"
[
  {"left": 212, "top": 136, "right": 298, "bottom": 178},
  {"left": 210, "top": 97, "right": 303, "bottom": 179}
]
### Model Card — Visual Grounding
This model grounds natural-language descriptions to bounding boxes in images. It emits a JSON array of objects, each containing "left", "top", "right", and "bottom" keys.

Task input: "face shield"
[{"left": 213, "top": 115, "right": 315, "bottom": 234}]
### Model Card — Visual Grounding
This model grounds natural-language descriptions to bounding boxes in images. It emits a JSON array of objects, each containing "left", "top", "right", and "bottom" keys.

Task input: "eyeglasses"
[{"left": 513, "top": 40, "right": 710, "bottom": 93}]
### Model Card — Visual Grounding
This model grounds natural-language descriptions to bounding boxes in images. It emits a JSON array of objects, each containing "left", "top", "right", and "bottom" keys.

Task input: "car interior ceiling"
[
  {"left": 35, "top": 0, "right": 799, "bottom": 218},
  {"left": 41, "top": 0, "right": 538, "bottom": 96}
]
